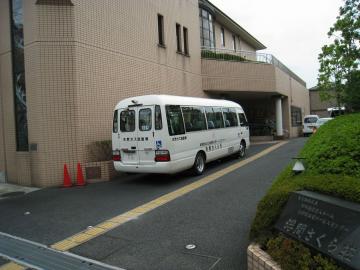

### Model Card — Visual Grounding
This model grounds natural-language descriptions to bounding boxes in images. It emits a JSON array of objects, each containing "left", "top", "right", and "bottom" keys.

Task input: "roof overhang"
[{"left": 199, "top": 0, "right": 267, "bottom": 50}]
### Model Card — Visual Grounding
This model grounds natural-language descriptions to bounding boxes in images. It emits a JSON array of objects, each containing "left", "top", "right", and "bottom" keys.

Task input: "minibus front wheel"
[
  {"left": 238, "top": 141, "right": 246, "bottom": 158},
  {"left": 192, "top": 152, "right": 206, "bottom": 175}
]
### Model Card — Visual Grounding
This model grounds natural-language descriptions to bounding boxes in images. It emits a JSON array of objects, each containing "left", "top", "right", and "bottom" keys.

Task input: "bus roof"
[{"left": 115, "top": 95, "right": 242, "bottom": 109}]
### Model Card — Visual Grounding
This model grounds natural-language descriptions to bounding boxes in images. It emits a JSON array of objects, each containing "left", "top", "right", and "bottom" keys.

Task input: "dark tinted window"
[
  {"left": 120, "top": 110, "right": 135, "bottom": 132},
  {"left": 139, "top": 108, "right": 152, "bottom": 131},
  {"left": 304, "top": 117, "right": 318, "bottom": 124},
  {"left": 176, "top": 23, "right": 182, "bottom": 52},
  {"left": 113, "top": 110, "right": 118, "bottom": 133},
  {"left": 291, "top": 106, "right": 302, "bottom": 126},
  {"left": 205, "top": 107, "right": 224, "bottom": 129},
  {"left": 182, "top": 106, "right": 207, "bottom": 132},
  {"left": 157, "top": 14, "right": 165, "bottom": 46},
  {"left": 166, "top": 105, "right": 185, "bottom": 136},
  {"left": 155, "top": 105, "right": 162, "bottom": 130},
  {"left": 239, "top": 113, "right": 248, "bottom": 126},
  {"left": 223, "top": 108, "right": 238, "bottom": 127}
]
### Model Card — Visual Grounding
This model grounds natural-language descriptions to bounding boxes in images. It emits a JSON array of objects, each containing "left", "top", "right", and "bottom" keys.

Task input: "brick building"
[{"left": 0, "top": 0, "right": 309, "bottom": 187}]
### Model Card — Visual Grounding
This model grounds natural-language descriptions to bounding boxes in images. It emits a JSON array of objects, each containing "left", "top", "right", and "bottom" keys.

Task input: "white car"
[
  {"left": 313, "top": 117, "right": 333, "bottom": 132},
  {"left": 303, "top": 115, "right": 319, "bottom": 136}
]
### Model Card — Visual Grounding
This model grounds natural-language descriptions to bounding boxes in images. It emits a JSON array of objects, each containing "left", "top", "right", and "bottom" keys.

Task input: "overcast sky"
[{"left": 210, "top": 0, "right": 343, "bottom": 88}]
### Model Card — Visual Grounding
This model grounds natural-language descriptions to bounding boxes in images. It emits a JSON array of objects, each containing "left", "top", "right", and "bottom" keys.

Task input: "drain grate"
[
  {"left": 0, "top": 232, "right": 125, "bottom": 270},
  {"left": 1, "top": 192, "right": 26, "bottom": 198}
]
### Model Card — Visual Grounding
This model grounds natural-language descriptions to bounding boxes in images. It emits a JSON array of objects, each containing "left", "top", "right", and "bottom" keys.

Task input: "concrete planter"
[
  {"left": 247, "top": 243, "right": 281, "bottom": 270},
  {"left": 84, "top": 160, "right": 120, "bottom": 182}
]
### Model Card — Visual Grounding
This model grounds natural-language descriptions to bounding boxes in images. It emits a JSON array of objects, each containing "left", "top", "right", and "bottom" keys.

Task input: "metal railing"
[{"left": 201, "top": 47, "right": 306, "bottom": 87}]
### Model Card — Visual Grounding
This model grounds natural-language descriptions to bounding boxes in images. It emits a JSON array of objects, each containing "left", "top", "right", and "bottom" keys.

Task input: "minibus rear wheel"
[{"left": 192, "top": 152, "right": 206, "bottom": 175}]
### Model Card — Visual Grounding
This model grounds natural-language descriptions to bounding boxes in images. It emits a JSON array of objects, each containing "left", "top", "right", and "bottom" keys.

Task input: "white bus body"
[{"left": 112, "top": 95, "right": 250, "bottom": 175}]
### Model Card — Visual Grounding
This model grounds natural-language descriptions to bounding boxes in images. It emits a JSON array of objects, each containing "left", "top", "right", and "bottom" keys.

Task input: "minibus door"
[
  {"left": 119, "top": 108, "right": 139, "bottom": 165},
  {"left": 138, "top": 106, "right": 156, "bottom": 165}
]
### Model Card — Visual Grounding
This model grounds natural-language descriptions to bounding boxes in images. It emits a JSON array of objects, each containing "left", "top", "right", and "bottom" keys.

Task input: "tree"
[{"left": 317, "top": 0, "right": 360, "bottom": 110}]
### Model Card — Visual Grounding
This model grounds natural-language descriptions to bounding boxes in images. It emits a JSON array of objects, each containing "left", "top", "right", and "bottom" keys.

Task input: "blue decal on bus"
[{"left": 156, "top": 140, "right": 162, "bottom": 149}]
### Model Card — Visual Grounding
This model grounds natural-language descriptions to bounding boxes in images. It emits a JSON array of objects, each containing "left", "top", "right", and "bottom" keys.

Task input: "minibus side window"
[
  {"left": 165, "top": 105, "right": 185, "bottom": 136},
  {"left": 213, "top": 107, "right": 224, "bottom": 128},
  {"left": 120, "top": 110, "right": 135, "bottom": 132},
  {"left": 205, "top": 107, "right": 224, "bottom": 129},
  {"left": 182, "top": 106, "right": 207, "bottom": 132},
  {"left": 239, "top": 113, "right": 248, "bottom": 126},
  {"left": 113, "top": 110, "right": 118, "bottom": 133},
  {"left": 223, "top": 108, "right": 238, "bottom": 127},
  {"left": 155, "top": 105, "right": 162, "bottom": 130},
  {"left": 139, "top": 108, "right": 152, "bottom": 131}
]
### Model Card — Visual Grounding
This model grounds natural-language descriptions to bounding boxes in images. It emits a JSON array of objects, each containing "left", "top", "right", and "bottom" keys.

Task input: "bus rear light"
[
  {"left": 155, "top": 150, "right": 170, "bottom": 162},
  {"left": 112, "top": 150, "right": 121, "bottom": 161}
]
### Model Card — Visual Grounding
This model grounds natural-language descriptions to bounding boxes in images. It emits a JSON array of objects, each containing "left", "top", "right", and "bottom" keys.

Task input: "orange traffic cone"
[
  {"left": 76, "top": 163, "right": 86, "bottom": 186},
  {"left": 63, "top": 164, "right": 72, "bottom": 188}
]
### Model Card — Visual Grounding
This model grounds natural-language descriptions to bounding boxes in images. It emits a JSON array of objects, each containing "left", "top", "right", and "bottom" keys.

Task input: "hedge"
[{"left": 250, "top": 113, "right": 360, "bottom": 269}]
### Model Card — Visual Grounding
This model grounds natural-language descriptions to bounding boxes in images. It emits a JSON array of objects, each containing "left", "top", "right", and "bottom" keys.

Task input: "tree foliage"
[{"left": 318, "top": 0, "right": 360, "bottom": 110}]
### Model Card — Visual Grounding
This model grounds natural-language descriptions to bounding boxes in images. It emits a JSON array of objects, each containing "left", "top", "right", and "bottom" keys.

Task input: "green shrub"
[
  {"left": 88, "top": 140, "right": 112, "bottom": 162},
  {"left": 201, "top": 50, "right": 247, "bottom": 62},
  {"left": 267, "top": 235, "right": 342, "bottom": 270},
  {"left": 300, "top": 113, "right": 360, "bottom": 177},
  {"left": 250, "top": 113, "right": 360, "bottom": 269}
]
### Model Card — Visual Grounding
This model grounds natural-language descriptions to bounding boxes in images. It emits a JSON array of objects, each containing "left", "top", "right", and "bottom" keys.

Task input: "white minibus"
[{"left": 112, "top": 95, "right": 250, "bottom": 175}]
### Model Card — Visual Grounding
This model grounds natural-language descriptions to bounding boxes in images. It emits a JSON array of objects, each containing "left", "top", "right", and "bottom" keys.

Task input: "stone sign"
[{"left": 275, "top": 190, "right": 360, "bottom": 270}]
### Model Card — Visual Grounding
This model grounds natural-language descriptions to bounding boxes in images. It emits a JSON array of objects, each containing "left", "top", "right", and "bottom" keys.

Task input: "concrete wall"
[
  {"left": 213, "top": 21, "right": 256, "bottom": 53},
  {"left": 202, "top": 60, "right": 276, "bottom": 92},
  {"left": 309, "top": 89, "right": 337, "bottom": 117},
  {"left": 202, "top": 60, "right": 309, "bottom": 138}
]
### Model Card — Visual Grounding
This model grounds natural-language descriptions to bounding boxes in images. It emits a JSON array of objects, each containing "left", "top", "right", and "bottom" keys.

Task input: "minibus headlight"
[
  {"left": 112, "top": 150, "right": 121, "bottom": 161},
  {"left": 155, "top": 150, "right": 171, "bottom": 162}
]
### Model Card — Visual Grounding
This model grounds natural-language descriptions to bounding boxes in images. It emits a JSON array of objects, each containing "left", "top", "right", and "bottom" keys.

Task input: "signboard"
[{"left": 275, "top": 190, "right": 360, "bottom": 270}]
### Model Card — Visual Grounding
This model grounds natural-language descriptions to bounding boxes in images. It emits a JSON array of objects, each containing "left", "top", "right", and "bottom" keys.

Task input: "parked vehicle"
[
  {"left": 327, "top": 107, "right": 345, "bottom": 117},
  {"left": 312, "top": 117, "right": 333, "bottom": 133},
  {"left": 302, "top": 115, "right": 319, "bottom": 136},
  {"left": 112, "top": 95, "right": 250, "bottom": 175}
]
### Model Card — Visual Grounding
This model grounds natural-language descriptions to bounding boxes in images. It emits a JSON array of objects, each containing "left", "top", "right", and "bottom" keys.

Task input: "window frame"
[
  {"left": 181, "top": 106, "right": 207, "bottom": 133},
  {"left": 176, "top": 23, "right": 182, "bottom": 53},
  {"left": 222, "top": 108, "right": 239, "bottom": 128},
  {"left": 232, "top": 34, "right": 236, "bottom": 51},
  {"left": 183, "top": 27, "right": 189, "bottom": 56},
  {"left": 120, "top": 109, "right": 136, "bottom": 132},
  {"left": 139, "top": 108, "right": 152, "bottom": 132},
  {"left": 157, "top": 14, "right": 165, "bottom": 47},
  {"left": 205, "top": 107, "right": 225, "bottom": 129},
  {"left": 113, "top": 110, "right": 118, "bottom": 133},
  {"left": 221, "top": 27, "right": 225, "bottom": 47},
  {"left": 165, "top": 105, "right": 185, "bottom": 136},
  {"left": 155, "top": 105, "right": 163, "bottom": 130}
]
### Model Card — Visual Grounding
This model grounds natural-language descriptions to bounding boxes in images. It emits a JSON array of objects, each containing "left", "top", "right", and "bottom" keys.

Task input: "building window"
[
  {"left": 221, "top": 27, "right": 225, "bottom": 47},
  {"left": 176, "top": 23, "right": 182, "bottom": 52},
  {"left": 157, "top": 14, "right": 165, "bottom": 47},
  {"left": 183, "top": 27, "right": 189, "bottom": 55},
  {"left": 232, "top": 35, "right": 236, "bottom": 51},
  {"left": 10, "top": 0, "right": 28, "bottom": 151},
  {"left": 291, "top": 106, "right": 302, "bottom": 127},
  {"left": 199, "top": 8, "right": 215, "bottom": 48}
]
